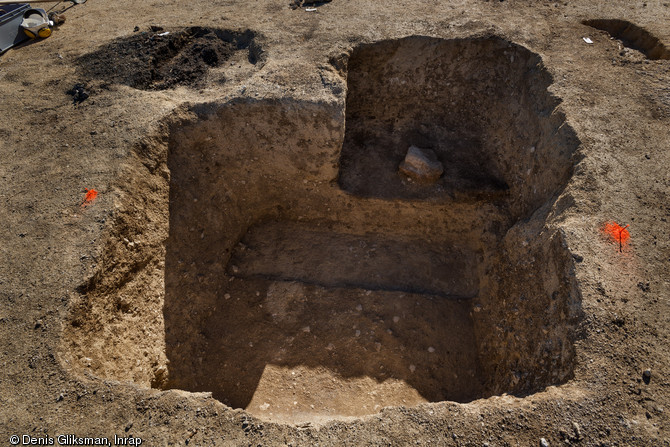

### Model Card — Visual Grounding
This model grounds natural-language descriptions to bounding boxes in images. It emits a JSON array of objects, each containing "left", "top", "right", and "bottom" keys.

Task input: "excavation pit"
[
  {"left": 62, "top": 36, "right": 582, "bottom": 425},
  {"left": 338, "top": 36, "right": 577, "bottom": 206},
  {"left": 583, "top": 19, "right": 670, "bottom": 60}
]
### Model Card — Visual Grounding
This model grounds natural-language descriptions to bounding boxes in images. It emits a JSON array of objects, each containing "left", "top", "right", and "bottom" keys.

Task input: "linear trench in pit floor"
[{"left": 229, "top": 220, "right": 479, "bottom": 298}]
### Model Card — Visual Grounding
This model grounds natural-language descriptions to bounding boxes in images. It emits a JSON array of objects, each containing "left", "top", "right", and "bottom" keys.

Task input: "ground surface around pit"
[{"left": 1, "top": 0, "right": 669, "bottom": 446}]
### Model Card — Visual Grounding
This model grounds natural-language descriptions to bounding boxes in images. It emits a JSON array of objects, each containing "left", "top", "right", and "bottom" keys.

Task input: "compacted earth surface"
[{"left": 1, "top": 0, "right": 669, "bottom": 445}]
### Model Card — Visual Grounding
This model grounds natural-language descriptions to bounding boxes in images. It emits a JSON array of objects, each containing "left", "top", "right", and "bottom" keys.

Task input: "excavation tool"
[{"left": 0, "top": 0, "right": 86, "bottom": 52}]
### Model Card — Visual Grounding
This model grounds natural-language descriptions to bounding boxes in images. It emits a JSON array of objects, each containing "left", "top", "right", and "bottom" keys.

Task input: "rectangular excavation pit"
[
  {"left": 228, "top": 220, "right": 479, "bottom": 298},
  {"left": 62, "top": 59, "right": 582, "bottom": 424},
  {"left": 153, "top": 70, "right": 581, "bottom": 422}
]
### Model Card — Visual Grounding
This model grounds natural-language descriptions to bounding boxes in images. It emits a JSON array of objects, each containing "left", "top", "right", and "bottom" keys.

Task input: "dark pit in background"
[{"left": 583, "top": 19, "right": 670, "bottom": 60}]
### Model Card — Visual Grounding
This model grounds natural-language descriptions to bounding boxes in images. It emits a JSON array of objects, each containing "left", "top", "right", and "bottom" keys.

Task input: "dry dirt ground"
[{"left": 1, "top": 0, "right": 670, "bottom": 445}]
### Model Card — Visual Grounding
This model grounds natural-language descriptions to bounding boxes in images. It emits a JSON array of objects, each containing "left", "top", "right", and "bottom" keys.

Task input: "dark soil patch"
[
  {"left": 78, "top": 27, "right": 262, "bottom": 90},
  {"left": 289, "top": 0, "right": 332, "bottom": 9}
]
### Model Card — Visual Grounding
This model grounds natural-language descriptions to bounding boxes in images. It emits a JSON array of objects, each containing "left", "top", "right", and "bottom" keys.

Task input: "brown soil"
[{"left": 1, "top": 0, "right": 669, "bottom": 445}]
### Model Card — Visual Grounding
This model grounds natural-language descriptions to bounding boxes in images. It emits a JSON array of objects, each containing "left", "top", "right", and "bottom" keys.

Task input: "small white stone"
[
  {"left": 393, "top": 316, "right": 400, "bottom": 323},
  {"left": 356, "top": 304, "right": 363, "bottom": 311},
  {"left": 428, "top": 347, "right": 435, "bottom": 353},
  {"left": 409, "top": 364, "right": 416, "bottom": 373},
  {"left": 302, "top": 326, "right": 311, "bottom": 333}
]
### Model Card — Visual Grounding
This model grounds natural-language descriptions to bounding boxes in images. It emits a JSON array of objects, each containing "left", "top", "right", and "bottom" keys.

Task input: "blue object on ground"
[{"left": 0, "top": 3, "right": 30, "bottom": 53}]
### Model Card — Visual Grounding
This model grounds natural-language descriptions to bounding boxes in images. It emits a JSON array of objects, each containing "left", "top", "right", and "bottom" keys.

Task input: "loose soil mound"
[{"left": 78, "top": 27, "right": 261, "bottom": 90}]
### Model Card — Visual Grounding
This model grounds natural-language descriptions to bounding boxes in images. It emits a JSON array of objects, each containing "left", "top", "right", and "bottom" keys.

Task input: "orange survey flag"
[
  {"left": 82, "top": 188, "right": 98, "bottom": 207},
  {"left": 602, "top": 221, "right": 630, "bottom": 252}
]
